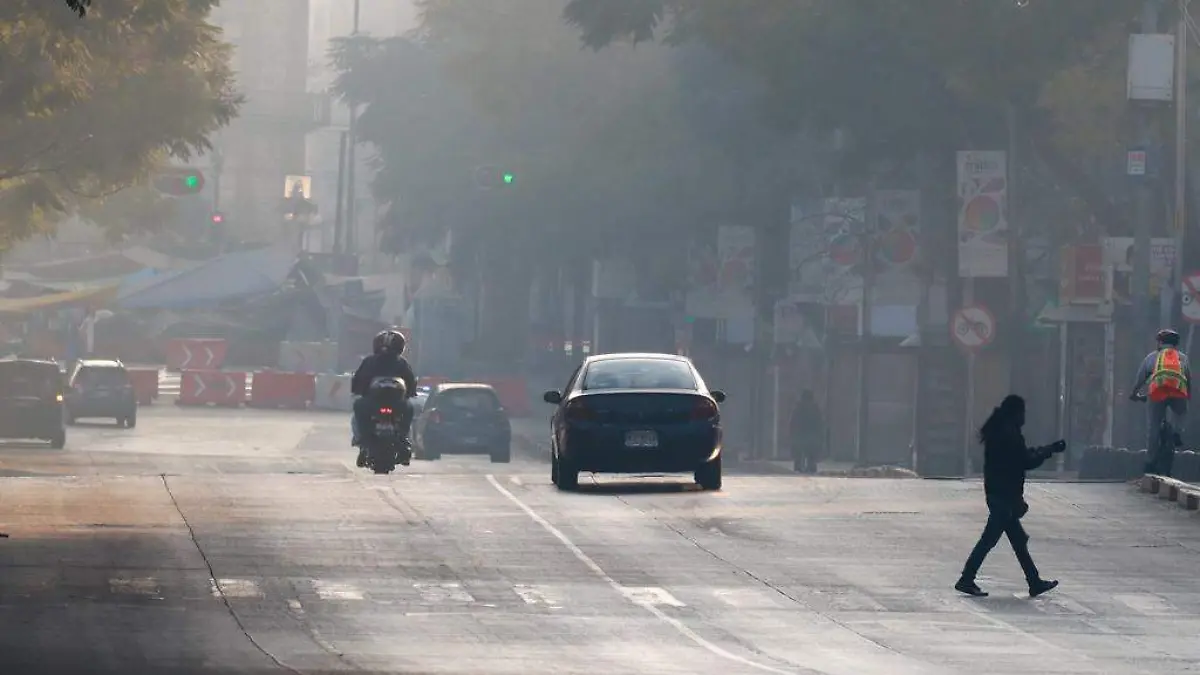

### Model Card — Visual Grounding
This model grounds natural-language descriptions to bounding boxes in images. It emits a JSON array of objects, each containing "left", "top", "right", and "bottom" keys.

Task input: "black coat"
[
  {"left": 982, "top": 423, "right": 1054, "bottom": 498},
  {"left": 351, "top": 353, "right": 416, "bottom": 398}
]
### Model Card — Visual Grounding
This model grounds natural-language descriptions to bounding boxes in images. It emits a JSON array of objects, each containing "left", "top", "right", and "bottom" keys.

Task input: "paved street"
[{"left": 0, "top": 406, "right": 1198, "bottom": 674}]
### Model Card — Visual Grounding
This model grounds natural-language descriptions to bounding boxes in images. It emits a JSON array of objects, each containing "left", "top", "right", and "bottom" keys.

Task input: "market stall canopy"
[
  {"left": 0, "top": 285, "right": 118, "bottom": 315},
  {"left": 117, "top": 247, "right": 299, "bottom": 310},
  {"left": 6, "top": 246, "right": 182, "bottom": 283}
]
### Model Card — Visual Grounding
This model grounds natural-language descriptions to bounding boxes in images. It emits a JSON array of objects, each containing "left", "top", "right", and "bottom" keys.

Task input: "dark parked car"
[
  {"left": 65, "top": 359, "right": 137, "bottom": 427},
  {"left": 0, "top": 357, "right": 67, "bottom": 448},
  {"left": 414, "top": 383, "right": 511, "bottom": 463},
  {"left": 543, "top": 353, "right": 726, "bottom": 491}
]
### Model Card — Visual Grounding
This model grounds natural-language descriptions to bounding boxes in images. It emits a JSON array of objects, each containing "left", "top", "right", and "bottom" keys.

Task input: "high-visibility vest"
[{"left": 1149, "top": 348, "right": 1189, "bottom": 402}]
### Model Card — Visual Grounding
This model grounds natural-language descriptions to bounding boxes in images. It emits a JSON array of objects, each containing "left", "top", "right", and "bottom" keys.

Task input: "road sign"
[
  {"left": 284, "top": 175, "right": 311, "bottom": 199},
  {"left": 952, "top": 304, "right": 996, "bottom": 351},
  {"left": 1127, "top": 149, "right": 1147, "bottom": 176},
  {"left": 1182, "top": 271, "right": 1200, "bottom": 323}
]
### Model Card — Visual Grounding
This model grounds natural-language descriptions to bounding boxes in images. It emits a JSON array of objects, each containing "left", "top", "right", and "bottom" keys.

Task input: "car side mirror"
[
  {"left": 543, "top": 390, "right": 563, "bottom": 404},
  {"left": 710, "top": 390, "right": 727, "bottom": 404}
]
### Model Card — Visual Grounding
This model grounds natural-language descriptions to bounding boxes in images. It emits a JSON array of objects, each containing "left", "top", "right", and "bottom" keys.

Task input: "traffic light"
[
  {"left": 473, "top": 165, "right": 515, "bottom": 190},
  {"left": 152, "top": 168, "right": 205, "bottom": 196},
  {"left": 210, "top": 211, "right": 225, "bottom": 225}
]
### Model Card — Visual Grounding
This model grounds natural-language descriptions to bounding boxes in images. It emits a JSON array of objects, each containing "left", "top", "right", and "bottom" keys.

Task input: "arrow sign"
[
  {"left": 223, "top": 375, "right": 238, "bottom": 399},
  {"left": 951, "top": 304, "right": 996, "bottom": 351},
  {"left": 190, "top": 372, "right": 207, "bottom": 398},
  {"left": 180, "top": 342, "right": 217, "bottom": 369}
]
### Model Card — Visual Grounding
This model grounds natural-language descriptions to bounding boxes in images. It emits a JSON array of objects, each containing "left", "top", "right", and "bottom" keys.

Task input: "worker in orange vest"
[{"left": 1130, "top": 328, "right": 1191, "bottom": 476}]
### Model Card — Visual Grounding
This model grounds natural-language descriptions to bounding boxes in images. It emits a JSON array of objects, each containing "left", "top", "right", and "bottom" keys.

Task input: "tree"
[
  {"left": 0, "top": 0, "right": 238, "bottom": 249},
  {"left": 562, "top": 0, "right": 1148, "bottom": 233}
]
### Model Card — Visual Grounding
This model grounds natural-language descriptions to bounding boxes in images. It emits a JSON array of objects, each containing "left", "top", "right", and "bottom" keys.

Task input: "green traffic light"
[
  {"left": 184, "top": 174, "right": 199, "bottom": 188},
  {"left": 503, "top": 173, "right": 514, "bottom": 184}
]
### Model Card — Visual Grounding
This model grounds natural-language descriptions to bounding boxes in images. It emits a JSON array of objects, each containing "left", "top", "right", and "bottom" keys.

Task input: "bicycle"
[{"left": 1132, "top": 390, "right": 1181, "bottom": 476}]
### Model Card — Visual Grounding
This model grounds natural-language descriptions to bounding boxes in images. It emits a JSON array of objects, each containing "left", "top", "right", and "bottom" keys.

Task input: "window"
[
  {"left": 582, "top": 359, "right": 697, "bottom": 391},
  {"left": 0, "top": 362, "right": 61, "bottom": 398},
  {"left": 437, "top": 389, "right": 501, "bottom": 411},
  {"left": 76, "top": 367, "right": 128, "bottom": 387}
]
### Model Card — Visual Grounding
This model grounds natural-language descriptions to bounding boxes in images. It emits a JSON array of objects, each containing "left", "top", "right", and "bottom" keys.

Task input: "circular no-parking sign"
[
  {"left": 952, "top": 304, "right": 996, "bottom": 351},
  {"left": 1183, "top": 272, "right": 1200, "bottom": 324}
]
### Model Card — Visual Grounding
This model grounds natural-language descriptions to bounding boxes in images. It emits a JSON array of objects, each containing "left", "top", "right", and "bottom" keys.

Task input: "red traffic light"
[
  {"left": 210, "top": 212, "right": 225, "bottom": 224},
  {"left": 152, "top": 168, "right": 205, "bottom": 196}
]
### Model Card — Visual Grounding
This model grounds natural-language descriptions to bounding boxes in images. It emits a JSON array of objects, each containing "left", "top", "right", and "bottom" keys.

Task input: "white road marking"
[
  {"left": 287, "top": 599, "right": 305, "bottom": 614},
  {"left": 210, "top": 578, "right": 264, "bottom": 599},
  {"left": 485, "top": 474, "right": 793, "bottom": 675},
  {"left": 713, "top": 587, "right": 783, "bottom": 610},
  {"left": 109, "top": 577, "right": 161, "bottom": 597},
  {"left": 414, "top": 582, "right": 474, "bottom": 603},
  {"left": 311, "top": 580, "right": 365, "bottom": 601},
  {"left": 513, "top": 584, "right": 561, "bottom": 609},
  {"left": 1114, "top": 593, "right": 1174, "bottom": 616},
  {"left": 622, "top": 586, "right": 686, "bottom": 607}
]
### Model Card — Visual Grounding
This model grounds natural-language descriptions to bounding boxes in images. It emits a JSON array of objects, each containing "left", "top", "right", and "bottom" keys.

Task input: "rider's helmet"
[
  {"left": 1157, "top": 328, "right": 1181, "bottom": 347},
  {"left": 372, "top": 328, "right": 406, "bottom": 356}
]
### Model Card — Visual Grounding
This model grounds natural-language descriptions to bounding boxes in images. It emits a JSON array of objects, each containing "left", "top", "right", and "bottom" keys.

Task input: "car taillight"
[
  {"left": 565, "top": 400, "right": 594, "bottom": 421},
  {"left": 379, "top": 407, "right": 393, "bottom": 415},
  {"left": 690, "top": 398, "right": 718, "bottom": 420}
]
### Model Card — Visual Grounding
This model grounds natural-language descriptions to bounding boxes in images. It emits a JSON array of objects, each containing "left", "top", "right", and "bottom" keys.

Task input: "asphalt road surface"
[{"left": 0, "top": 407, "right": 1198, "bottom": 674}]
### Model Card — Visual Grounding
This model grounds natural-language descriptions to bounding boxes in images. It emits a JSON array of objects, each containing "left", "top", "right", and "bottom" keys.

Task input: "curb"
[{"left": 1138, "top": 474, "right": 1200, "bottom": 511}]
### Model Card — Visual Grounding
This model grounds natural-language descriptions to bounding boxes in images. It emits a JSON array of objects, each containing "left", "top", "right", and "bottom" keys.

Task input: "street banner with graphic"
[{"left": 957, "top": 151, "right": 1008, "bottom": 277}]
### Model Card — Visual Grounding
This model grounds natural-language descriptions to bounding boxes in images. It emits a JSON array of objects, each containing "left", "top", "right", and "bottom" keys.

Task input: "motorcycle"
[{"left": 362, "top": 377, "right": 413, "bottom": 474}]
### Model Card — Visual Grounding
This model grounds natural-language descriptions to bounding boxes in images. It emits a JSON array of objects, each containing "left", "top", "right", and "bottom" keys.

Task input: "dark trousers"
[
  {"left": 1147, "top": 397, "right": 1187, "bottom": 476},
  {"left": 960, "top": 494, "right": 1041, "bottom": 584}
]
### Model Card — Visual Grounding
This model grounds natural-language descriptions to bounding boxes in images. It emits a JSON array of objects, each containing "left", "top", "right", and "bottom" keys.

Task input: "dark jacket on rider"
[{"left": 351, "top": 353, "right": 416, "bottom": 398}]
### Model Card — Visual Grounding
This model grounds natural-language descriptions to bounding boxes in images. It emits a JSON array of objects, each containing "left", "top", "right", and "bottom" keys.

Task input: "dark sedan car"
[
  {"left": 543, "top": 352, "right": 726, "bottom": 491},
  {"left": 414, "top": 383, "right": 512, "bottom": 463},
  {"left": 0, "top": 357, "right": 67, "bottom": 448}
]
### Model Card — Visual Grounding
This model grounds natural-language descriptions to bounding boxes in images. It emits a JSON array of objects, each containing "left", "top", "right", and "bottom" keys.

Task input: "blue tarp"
[{"left": 117, "top": 247, "right": 297, "bottom": 310}]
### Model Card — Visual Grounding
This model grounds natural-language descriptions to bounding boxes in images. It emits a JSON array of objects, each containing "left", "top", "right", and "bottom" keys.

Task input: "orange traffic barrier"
[
  {"left": 165, "top": 338, "right": 228, "bottom": 371},
  {"left": 177, "top": 370, "right": 246, "bottom": 407},
  {"left": 125, "top": 367, "right": 160, "bottom": 405},
  {"left": 248, "top": 371, "right": 315, "bottom": 410}
]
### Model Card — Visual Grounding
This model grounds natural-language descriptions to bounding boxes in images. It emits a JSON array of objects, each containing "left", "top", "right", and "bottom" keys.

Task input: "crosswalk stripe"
[
  {"left": 621, "top": 586, "right": 686, "bottom": 608},
  {"left": 210, "top": 578, "right": 263, "bottom": 599},
  {"left": 413, "top": 582, "right": 474, "bottom": 603},
  {"left": 512, "top": 584, "right": 561, "bottom": 608},
  {"left": 1114, "top": 593, "right": 1175, "bottom": 616},
  {"left": 311, "top": 580, "right": 364, "bottom": 601},
  {"left": 712, "top": 587, "right": 784, "bottom": 609},
  {"left": 108, "top": 577, "right": 161, "bottom": 597}
]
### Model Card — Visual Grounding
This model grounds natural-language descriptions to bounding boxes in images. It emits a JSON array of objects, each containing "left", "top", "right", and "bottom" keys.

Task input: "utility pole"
[
  {"left": 344, "top": 0, "right": 361, "bottom": 254},
  {"left": 856, "top": 179, "right": 876, "bottom": 465},
  {"left": 1007, "top": 102, "right": 1025, "bottom": 398},
  {"left": 1171, "top": 0, "right": 1188, "bottom": 322},
  {"left": 1131, "top": 0, "right": 1163, "bottom": 448},
  {"left": 333, "top": 131, "right": 347, "bottom": 253}
]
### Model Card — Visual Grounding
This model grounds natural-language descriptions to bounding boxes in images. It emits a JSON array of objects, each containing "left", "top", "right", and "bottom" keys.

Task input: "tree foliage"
[
  {"left": 0, "top": 0, "right": 238, "bottom": 249},
  {"left": 562, "top": 0, "right": 1148, "bottom": 231}
]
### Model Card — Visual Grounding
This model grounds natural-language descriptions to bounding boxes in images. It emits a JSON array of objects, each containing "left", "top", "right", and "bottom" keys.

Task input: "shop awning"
[{"left": 0, "top": 285, "right": 118, "bottom": 314}]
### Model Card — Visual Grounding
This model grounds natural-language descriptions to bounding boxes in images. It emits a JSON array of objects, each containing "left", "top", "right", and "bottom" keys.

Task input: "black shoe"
[
  {"left": 955, "top": 578, "right": 988, "bottom": 597},
  {"left": 1028, "top": 579, "right": 1058, "bottom": 597},
  {"left": 356, "top": 450, "right": 367, "bottom": 468}
]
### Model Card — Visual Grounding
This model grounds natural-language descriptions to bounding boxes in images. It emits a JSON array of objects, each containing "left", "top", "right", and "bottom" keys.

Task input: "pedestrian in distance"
[
  {"left": 789, "top": 389, "right": 824, "bottom": 474},
  {"left": 955, "top": 394, "right": 1065, "bottom": 598}
]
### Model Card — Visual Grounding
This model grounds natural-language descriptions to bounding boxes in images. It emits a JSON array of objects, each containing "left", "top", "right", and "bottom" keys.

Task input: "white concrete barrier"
[
  {"left": 314, "top": 373, "right": 354, "bottom": 411},
  {"left": 279, "top": 341, "right": 338, "bottom": 373}
]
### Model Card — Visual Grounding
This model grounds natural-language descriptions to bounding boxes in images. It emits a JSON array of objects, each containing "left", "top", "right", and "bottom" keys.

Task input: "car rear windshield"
[
  {"left": 0, "top": 361, "right": 61, "bottom": 398},
  {"left": 76, "top": 367, "right": 128, "bottom": 386},
  {"left": 437, "top": 388, "right": 501, "bottom": 411},
  {"left": 581, "top": 359, "right": 697, "bottom": 391}
]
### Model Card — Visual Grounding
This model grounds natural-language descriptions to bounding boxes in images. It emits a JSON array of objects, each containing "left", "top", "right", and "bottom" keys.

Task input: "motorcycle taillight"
[{"left": 379, "top": 407, "right": 393, "bottom": 415}]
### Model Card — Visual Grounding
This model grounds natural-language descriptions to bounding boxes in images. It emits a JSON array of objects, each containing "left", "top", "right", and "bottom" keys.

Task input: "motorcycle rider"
[
  {"left": 1130, "top": 328, "right": 1191, "bottom": 476},
  {"left": 351, "top": 328, "right": 417, "bottom": 467}
]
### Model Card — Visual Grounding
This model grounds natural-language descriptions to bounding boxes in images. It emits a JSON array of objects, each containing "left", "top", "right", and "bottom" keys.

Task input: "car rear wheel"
[
  {"left": 695, "top": 456, "right": 722, "bottom": 491},
  {"left": 49, "top": 431, "right": 65, "bottom": 449},
  {"left": 121, "top": 412, "right": 137, "bottom": 429},
  {"left": 490, "top": 446, "right": 511, "bottom": 463},
  {"left": 554, "top": 453, "right": 579, "bottom": 491},
  {"left": 64, "top": 413, "right": 76, "bottom": 426}
]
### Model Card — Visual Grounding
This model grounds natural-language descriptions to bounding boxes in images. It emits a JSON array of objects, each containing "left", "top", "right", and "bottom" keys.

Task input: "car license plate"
[{"left": 625, "top": 430, "right": 658, "bottom": 448}]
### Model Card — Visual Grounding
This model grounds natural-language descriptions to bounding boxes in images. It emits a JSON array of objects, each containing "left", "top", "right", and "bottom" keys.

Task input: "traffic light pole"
[
  {"left": 344, "top": 0, "right": 361, "bottom": 255},
  {"left": 334, "top": 131, "right": 347, "bottom": 253}
]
